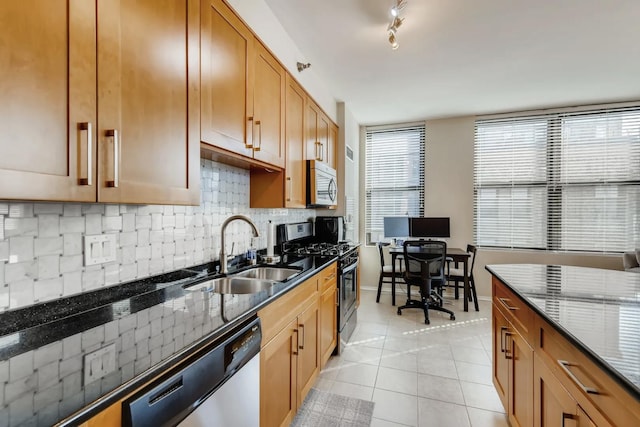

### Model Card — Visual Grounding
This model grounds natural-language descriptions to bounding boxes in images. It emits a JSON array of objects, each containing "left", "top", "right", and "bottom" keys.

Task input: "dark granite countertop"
[
  {"left": 486, "top": 264, "right": 640, "bottom": 401},
  {"left": 0, "top": 254, "right": 336, "bottom": 426}
]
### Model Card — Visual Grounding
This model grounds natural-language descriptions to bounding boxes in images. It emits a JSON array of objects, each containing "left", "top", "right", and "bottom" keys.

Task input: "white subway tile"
[
  {"left": 149, "top": 230, "right": 163, "bottom": 244},
  {"left": 136, "top": 229, "right": 150, "bottom": 246},
  {"left": 63, "top": 204, "right": 82, "bottom": 217},
  {"left": 81, "top": 325, "right": 105, "bottom": 351},
  {"left": 82, "top": 266, "right": 104, "bottom": 291},
  {"left": 85, "top": 214, "right": 103, "bottom": 235},
  {"left": 59, "top": 217, "right": 85, "bottom": 234},
  {"left": 81, "top": 204, "right": 104, "bottom": 215},
  {"left": 34, "top": 277, "right": 63, "bottom": 302},
  {"left": 150, "top": 213, "right": 162, "bottom": 231},
  {"left": 9, "top": 203, "right": 33, "bottom": 218},
  {"left": 37, "top": 255, "right": 60, "bottom": 280},
  {"left": 37, "top": 214, "right": 60, "bottom": 238},
  {"left": 34, "top": 203, "right": 64, "bottom": 215},
  {"left": 135, "top": 214, "right": 151, "bottom": 230},
  {"left": 59, "top": 255, "right": 82, "bottom": 274},
  {"left": 104, "top": 205, "right": 120, "bottom": 217},
  {"left": 122, "top": 213, "right": 135, "bottom": 232},
  {"left": 63, "top": 234, "right": 83, "bottom": 256},
  {"left": 135, "top": 245, "right": 151, "bottom": 261},
  {"left": 119, "top": 231, "right": 137, "bottom": 247},
  {"left": 0, "top": 203, "right": 8, "bottom": 215},
  {"left": 103, "top": 216, "right": 122, "bottom": 232},
  {"left": 62, "top": 272, "right": 82, "bottom": 297},
  {"left": 121, "top": 246, "right": 136, "bottom": 265},
  {"left": 136, "top": 259, "right": 149, "bottom": 278},
  {"left": 104, "top": 264, "right": 120, "bottom": 286},
  {"left": 150, "top": 242, "right": 162, "bottom": 259},
  {"left": 4, "top": 217, "right": 38, "bottom": 237},
  {"left": 161, "top": 214, "right": 175, "bottom": 229},
  {"left": 34, "top": 237, "right": 63, "bottom": 257}
]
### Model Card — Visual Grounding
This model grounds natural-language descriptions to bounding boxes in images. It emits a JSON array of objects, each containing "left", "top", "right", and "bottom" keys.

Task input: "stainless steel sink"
[
  {"left": 232, "top": 267, "right": 300, "bottom": 282},
  {"left": 185, "top": 277, "right": 275, "bottom": 294}
]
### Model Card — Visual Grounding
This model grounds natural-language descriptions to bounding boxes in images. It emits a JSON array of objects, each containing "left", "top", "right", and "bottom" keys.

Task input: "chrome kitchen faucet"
[{"left": 219, "top": 215, "right": 260, "bottom": 274}]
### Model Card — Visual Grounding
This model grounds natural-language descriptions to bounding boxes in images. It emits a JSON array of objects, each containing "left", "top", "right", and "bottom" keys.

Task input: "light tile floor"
[{"left": 313, "top": 288, "right": 509, "bottom": 427}]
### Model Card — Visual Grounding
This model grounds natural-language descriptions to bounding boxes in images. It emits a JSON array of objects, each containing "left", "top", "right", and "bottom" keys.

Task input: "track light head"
[{"left": 296, "top": 62, "right": 311, "bottom": 72}]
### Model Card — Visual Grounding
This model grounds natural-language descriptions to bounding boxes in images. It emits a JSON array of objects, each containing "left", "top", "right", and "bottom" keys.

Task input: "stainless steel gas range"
[{"left": 277, "top": 221, "right": 359, "bottom": 354}]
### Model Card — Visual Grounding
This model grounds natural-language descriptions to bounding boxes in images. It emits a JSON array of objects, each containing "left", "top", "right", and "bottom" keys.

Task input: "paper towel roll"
[{"left": 266, "top": 221, "right": 275, "bottom": 256}]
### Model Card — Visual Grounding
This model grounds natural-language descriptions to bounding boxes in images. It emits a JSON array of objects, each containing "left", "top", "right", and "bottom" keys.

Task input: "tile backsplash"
[{"left": 0, "top": 159, "right": 315, "bottom": 313}]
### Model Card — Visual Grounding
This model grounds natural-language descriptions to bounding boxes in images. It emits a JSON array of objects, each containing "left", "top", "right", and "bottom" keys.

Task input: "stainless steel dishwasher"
[{"left": 123, "top": 316, "right": 261, "bottom": 427}]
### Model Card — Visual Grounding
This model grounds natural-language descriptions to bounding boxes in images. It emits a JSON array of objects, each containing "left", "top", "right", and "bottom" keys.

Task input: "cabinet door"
[
  {"left": 252, "top": 41, "right": 285, "bottom": 168},
  {"left": 261, "top": 318, "right": 297, "bottom": 427},
  {"left": 201, "top": 0, "right": 253, "bottom": 158},
  {"left": 534, "top": 354, "right": 577, "bottom": 427},
  {"left": 327, "top": 122, "right": 338, "bottom": 169},
  {"left": 306, "top": 100, "right": 320, "bottom": 161},
  {"left": 492, "top": 305, "right": 510, "bottom": 412},
  {"left": 285, "top": 75, "right": 307, "bottom": 208},
  {"left": 297, "top": 299, "right": 320, "bottom": 406},
  {"left": 319, "top": 286, "right": 337, "bottom": 367},
  {"left": 317, "top": 112, "right": 330, "bottom": 163},
  {"left": 97, "top": 0, "right": 199, "bottom": 205},
  {"left": 0, "top": 0, "right": 96, "bottom": 202},
  {"left": 509, "top": 328, "right": 534, "bottom": 427}
]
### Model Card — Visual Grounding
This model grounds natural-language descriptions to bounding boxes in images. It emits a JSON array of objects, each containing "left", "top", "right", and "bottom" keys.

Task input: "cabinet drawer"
[
  {"left": 258, "top": 277, "right": 318, "bottom": 346},
  {"left": 536, "top": 317, "right": 640, "bottom": 427},
  {"left": 492, "top": 277, "right": 533, "bottom": 344},
  {"left": 318, "top": 263, "right": 337, "bottom": 293}
]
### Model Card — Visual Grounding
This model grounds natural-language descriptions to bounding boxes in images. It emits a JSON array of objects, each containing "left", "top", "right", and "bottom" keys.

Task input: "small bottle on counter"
[{"left": 247, "top": 238, "right": 257, "bottom": 265}]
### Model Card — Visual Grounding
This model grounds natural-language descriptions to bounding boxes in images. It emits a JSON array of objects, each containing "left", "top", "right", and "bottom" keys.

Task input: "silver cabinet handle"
[
  {"left": 320, "top": 142, "right": 324, "bottom": 161},
  {"left": 79, "top": 122, "right": 92, "bottom": 186},
  {"left": 246, "top": 116, "right": 254, "bottom": 148},
  {"left": 105, "top": 129, "right": 119, "bottom": 188},
  {"left": 504, "top": 331, "right": 513, "bottom": 359},
  {"left": 253, "top": 120, "right": 261, "bottom": 151},
  {"left": 298, "top": 323, "right": 305, "bottom": 350},
  {"left": 561, "top": 412, "right": 576, "bottom": 427},
  {"left": 500, "top": 326, "right": 508, "bottom": 352},
  {"left": 292, "top": 328, "right": 298, "bottom": 356},
  {"left": 558, "top": 360, "right": 599, "bottom": 394},
  {"left": 314, "top": 141, "right": 322, "bottom": 161},
  {"left": 286, "top": 176, "right": 292, "bottom": 201},
  {"left": 498, "top": 297, "right": 518, "bottom": 311}
]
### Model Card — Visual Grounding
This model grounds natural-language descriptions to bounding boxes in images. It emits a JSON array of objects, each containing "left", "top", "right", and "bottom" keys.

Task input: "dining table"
[{"left": 388, "top": 245, "right": 474, "bottom": 312}]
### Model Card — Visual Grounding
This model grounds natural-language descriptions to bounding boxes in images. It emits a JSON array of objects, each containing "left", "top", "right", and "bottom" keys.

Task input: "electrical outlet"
[
  {"left": 84, "top": 234, "right": 117, "bottom": 266},
  {"left": 83, "top": 343, "right": 117, "bottom": 385}
]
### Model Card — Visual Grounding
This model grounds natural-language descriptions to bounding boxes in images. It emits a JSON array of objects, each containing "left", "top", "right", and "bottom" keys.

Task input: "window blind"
[
  {"left": 474, "top": 106, "right": 640, "bottom": 253},
  {"left": 365, "top": 124, "right": 425, "bottom": 244}
]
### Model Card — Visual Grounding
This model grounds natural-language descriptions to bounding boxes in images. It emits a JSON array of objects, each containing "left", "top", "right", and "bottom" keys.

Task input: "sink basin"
[
  {"left": 184, "top": 277, "right": 274, "bottom": 294},
  {"left": 232, "top": 267, "right": 300, "bottom": 282}
]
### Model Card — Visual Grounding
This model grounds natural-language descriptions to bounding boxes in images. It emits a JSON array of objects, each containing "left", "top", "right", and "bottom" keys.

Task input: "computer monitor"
[
  {"left": 383, "top": 216, "right": 410, "bottom": 238},
  {"left": 410, "top": 217, "right": 450, "bottom": 238}
]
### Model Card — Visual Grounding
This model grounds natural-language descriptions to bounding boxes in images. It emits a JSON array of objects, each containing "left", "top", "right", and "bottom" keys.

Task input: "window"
[
  {"left": 474, "top": 107, "right": 640, "bottom": 252},
  {"left": 365, "top": 124, "right": 425, "bottom": 244}
]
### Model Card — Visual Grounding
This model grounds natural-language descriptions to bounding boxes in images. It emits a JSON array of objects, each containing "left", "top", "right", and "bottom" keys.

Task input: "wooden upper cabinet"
[
  {"left": 252, "top": 41, "right": 285, "bottom": 168},
  {"left": 305, "top": 99, "right": 336, "bottom": 168},
  {"left": 201, "top": 0, "right": 284, "bottom": 168},
  {"left": 0, "top": 0, "right": 97, "bottom": 202},
  {"left": 201, "top": 0, "right": 253, "bottom": 158},
  {"left": 0, "top": 0, "right": 199, "bottom": 204},
  {"left": 97, "top": 0, "right": 200, "bottom": 205},
  {"left": 284, "top": 75, "right": 307, "bottom": 208}
]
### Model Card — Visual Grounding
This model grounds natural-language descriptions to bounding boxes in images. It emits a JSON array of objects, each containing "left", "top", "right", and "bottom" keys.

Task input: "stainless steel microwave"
[{"left": 306, "top": 160, "right": 337, "bottom": 208}]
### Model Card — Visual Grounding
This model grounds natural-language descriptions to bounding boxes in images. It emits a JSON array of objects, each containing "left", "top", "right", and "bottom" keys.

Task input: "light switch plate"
[
  {"left": 83, "top": 343, "right": 117, "bottom": 385},
  {"left": 84, "top": 234, "right": 117, "bottom": 266}
]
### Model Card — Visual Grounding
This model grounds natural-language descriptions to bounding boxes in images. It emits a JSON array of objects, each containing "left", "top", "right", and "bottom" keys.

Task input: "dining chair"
[
  {"left": 376, "top": 242, "right": 404, "bottom": 305},
  {"left": 397, "top": 240, "right": 456, "bottom": 324},
  {"left": 446, "top": 244, "right": 479, "bottom": 311}
]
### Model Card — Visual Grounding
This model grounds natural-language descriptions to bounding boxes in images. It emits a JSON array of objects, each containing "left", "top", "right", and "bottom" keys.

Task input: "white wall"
[
  {"left": 336, "top": 102, "right": 360, "bottom": 241},
  {"left": 358, "top": 116, "right": 625, "bottom": 297}
]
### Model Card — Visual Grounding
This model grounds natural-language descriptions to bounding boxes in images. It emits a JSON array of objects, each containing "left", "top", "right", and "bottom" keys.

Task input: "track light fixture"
[
  {"left": 387, "top": 0, "right": 407, "bottom": 50},
  {"left": 297, "top": 62, "right": 311, "bottom": 72}
]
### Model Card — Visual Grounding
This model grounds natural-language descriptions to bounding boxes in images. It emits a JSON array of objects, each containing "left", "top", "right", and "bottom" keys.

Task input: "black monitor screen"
[
  {"left": 383, "top": 217, "right": 410, "bottom": 237},
  {"left": 410, "top": 217, "right": 450, "bottom": 238}
]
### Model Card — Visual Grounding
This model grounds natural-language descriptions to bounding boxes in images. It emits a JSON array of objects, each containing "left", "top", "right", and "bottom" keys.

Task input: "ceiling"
[{"left": 264, "top": 0, "right": 640, "bottom": 125}]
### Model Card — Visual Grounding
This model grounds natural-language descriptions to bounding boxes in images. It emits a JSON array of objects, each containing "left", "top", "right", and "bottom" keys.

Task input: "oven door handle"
[{"left": 341, "top": 260, "right": 358, "bottom": 275}]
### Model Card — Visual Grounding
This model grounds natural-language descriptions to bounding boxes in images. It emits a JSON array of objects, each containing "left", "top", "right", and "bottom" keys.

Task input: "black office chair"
[
  {"left": 397, "top": 240, "right": 456, "bottom": 324},
  {"left": 376, "top": 242, "right": 404, "bottom": 305},
  {"left": 446, "top": 244, "right": 479, "bottom": 312}
]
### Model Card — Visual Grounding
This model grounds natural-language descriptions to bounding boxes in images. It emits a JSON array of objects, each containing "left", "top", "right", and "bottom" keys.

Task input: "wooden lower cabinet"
[
  {"left": 260, "top": 317, "right": 298, "bottom": 427},
  {"left": 258, "top": 275, "right": 323, "bottom": 427},
  {"left": 534, "top": 353, "right": 600, "bottom": 427},
  {"left": 492, "top": 303, "right": 534, "bottom": 427},
  {"left": 318, "top": 263, "right": 338, "bottom": 368},
  {"left": 492, "top": 276, "right": 640, "bottom": 427}
]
